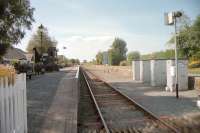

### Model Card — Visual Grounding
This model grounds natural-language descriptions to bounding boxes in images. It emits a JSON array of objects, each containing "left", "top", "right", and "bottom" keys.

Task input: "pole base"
[{"left": 176, "top": 83, "right": 179, "bottom": 99}]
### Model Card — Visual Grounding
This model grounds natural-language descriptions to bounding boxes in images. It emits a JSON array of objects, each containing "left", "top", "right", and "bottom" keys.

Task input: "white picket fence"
[{"left": 0, "top": 74, "right": 27, "bottom": 133}]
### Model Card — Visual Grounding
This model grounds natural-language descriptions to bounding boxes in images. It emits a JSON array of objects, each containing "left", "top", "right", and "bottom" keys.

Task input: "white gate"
[{"left": 0, "top": 74, "right": 27, "bottom": 133}]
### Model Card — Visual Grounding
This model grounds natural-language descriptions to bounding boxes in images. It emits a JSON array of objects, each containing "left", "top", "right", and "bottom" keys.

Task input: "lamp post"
[
  {"left": 165, "top": 11, "right": 182, "bottom": 99},
  {"left": 38, "top": 24, "right": 44, "bottom": 60}
]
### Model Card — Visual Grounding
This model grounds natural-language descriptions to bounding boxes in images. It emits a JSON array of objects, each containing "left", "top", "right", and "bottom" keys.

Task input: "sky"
[{"left": 16, "top": 0, "right": 200, "bottom": 61}]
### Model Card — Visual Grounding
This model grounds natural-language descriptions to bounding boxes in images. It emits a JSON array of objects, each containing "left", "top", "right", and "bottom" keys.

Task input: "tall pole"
[
  {"left": 40, "top": 31, "right": 43, "bottom": 63},
  {"left": 41, "top": 32, "right": 43, "bottom": 55},
  {"left": 174, "top": 15, "right": 179, "bottom": 99},
  {"left": 33, "top": 48, "right": 35, "bottom": 74}
]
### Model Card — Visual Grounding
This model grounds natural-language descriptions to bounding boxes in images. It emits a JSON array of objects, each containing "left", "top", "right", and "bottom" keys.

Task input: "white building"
[
  {"left": 132, "top": 60, "right": 140, "bottom": 81},
  {"left": 102, "top": 51, "right": 109, "bottom": 65},
  {"left": 166, "top": 59, "right": 188, "bottom": 91},
  {"left": 140, "top": 60, "right": 151, "bottom": 83},
  {"left": 150, "top": 60, "right": 167, "bottom": 86}
]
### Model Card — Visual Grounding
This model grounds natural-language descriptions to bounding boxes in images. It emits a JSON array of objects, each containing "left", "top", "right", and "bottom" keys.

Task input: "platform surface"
[
  {"left": 41, "top": 67, "right": 78, "bottom": 133},
  {"left": 27, "top": 67, "right": 78, "bottom": 133}
]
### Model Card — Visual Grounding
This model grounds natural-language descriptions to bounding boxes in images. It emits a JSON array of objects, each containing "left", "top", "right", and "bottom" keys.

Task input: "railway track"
[
  {"left": 78, "top": 70, "right": 105, "bottom": 132},
  {"left": 78, "top": 67, "right": 180, "bottom": 133}
]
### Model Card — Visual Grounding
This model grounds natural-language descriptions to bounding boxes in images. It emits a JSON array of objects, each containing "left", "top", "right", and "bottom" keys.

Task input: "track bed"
[{"left": 78, "top": 68, "right": 179, "bottom": 133}]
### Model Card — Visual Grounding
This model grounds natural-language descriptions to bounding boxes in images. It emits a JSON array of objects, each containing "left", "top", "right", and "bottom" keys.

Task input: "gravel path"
[{"left": 27, "top": 71, "right": 66, "bottom": 133}]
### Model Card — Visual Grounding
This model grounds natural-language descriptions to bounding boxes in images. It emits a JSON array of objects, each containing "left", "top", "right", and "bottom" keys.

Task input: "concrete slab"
[{"left": 40, "top": 67, "right": 78, "bottom": 133}]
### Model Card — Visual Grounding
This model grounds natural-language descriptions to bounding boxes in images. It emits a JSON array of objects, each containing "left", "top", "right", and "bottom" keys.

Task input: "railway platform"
[{"left": 40, "top": 67, "right": 78, "bottom": 133}]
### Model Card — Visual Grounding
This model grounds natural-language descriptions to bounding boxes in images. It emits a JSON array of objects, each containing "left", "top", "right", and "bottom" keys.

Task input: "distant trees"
[
  {"left": 108, "top": 38, "right": 128, "bottom": 65},
  {"left": 57, "top": 55, "right": 80, "bottom": 67},
  {"left": 127, "top": 51, "right": 140, "bottom": 64},
  {"left": 27, "top": 25, "right": 57, "bottom": 54},
  {"left": 96, "top": 51, "right": 103, "bottom": 65},
  {"left": 0, "top": 0, "right": 34, "bottom": 57},
  {"left": 83, "top": 60, "right": 87, "bottom": 64},
  {"left": 58, "top": 55, "right": 68, "bottom": 66},
  {"left": 141, "top": 49, "right": 184, "bottom": 60},
  {"left": 70, "top": 59, "right": 80, "bottom": 65}
]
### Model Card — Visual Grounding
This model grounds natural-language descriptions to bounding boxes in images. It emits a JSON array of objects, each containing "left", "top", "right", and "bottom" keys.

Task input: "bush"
[
  {"left": 0, "top": 43, "right": 10, "bottom": 57},
  {"left": 189, "top": 61, "right": 200, "bottom": 68},
  {"left": 45, "top": 63, "right": 59, "bottom": 72},
  {"left": 120, "top": 60, "right": 128, "bottom": 66},
  {"left": 34, "top": 63, "right": 44, "bottom": 74},
  {"left": 15, "top": 63, "right": 32, "bottom": 74}
]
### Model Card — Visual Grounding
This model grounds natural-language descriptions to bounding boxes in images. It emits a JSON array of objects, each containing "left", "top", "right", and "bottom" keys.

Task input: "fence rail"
[{"left": 0, "top": 73, "right": 27, "bottom": 133}]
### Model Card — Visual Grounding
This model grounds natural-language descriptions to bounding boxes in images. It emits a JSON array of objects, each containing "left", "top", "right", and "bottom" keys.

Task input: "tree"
[
  {"left": 26, "top": 25, "right": 57, "bottom": 54},
  {"left": 127, "top": 51, "right": 140, "bottom": 64},
  {"left": 167, "top": 14, "right": 200, "bottom": 59},
  {"left": 0, "top": 0, "right": 34, "bottom": 57},
  {"left": 83, "top": 60, "right": 87, "bottom": 64},
  {"left": 141, "top": 49, "right": 183, "bottom": 60},
  {"left": 96, "top": 51, "right": 103, "bottom": 65},
  {"left": 69, "top": 58, "right": 80, "bottom": 65},
  {"left": 108, "top": 38, "right": 127, "bottom": 65},
  {"left": 58, "top": 55, "right": 69, "bottom": 66}
]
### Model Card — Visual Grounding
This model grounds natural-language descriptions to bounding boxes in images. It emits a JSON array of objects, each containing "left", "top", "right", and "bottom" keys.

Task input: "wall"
[
  {"left": 132, "top": 61, "right": 140, "bottom": 81},
  {"left": 140, "top": 60, "right": 151, "bottom": 83},
  {"left": 151, "top": 60, "right": 167, "bottom": 86}
]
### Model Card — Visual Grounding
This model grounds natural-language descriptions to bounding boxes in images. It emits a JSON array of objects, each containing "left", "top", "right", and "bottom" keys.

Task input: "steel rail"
[
  {"left": 83, "top": 68, "right": 180, "bottom": 133},
  {"left": 81, "top": 68, "right": 110, "bottom": 133}
]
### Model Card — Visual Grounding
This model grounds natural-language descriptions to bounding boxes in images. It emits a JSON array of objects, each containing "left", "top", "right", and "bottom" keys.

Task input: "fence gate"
[{"left": 0, "top": 74, "right": 27, "bottom": 133}]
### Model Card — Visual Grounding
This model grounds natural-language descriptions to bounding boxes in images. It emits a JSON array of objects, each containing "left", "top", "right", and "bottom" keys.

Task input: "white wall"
[
  {"left": 132, "top": 61, "right": 140, "bottom": 81},
  {"left": 140, "top": 60, "right": 151, "bottom": 83},
  {"left": 166, "top": 60, "right": 188, "bottom": 91},
  {"left": 151, "top": 60, "right": 167, "bottom": 86}
]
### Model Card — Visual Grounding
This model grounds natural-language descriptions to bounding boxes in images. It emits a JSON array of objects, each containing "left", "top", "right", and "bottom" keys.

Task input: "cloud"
[{"left": 58, "top": 35, "right": 114, "bottom": 61}]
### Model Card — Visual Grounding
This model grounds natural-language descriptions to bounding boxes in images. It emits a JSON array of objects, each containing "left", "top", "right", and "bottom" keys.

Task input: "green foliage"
[
  {"left": 167, "top": 14, "right": 200, "bottom": 59},
  {"left": 189, "top": 61, "right": 200, "bottom": 68},
  {"left": 45, "top": 63, "right": 59, "bottom": 72},
  {"left": 26, "top": 26, "right": 57, "bottom": 54},
  {"left": 0, "top": 0, "right": 34, "bottom": 56},
  {"left": 127, "top": 51, "right": 140, "bottom": 64},
  {"left": 120, "top": 60, "right": 128, "bottom": 66},
  {"left": 96, "top": 51, "right": 103, "bottom": 65},
  {"left": 108, "top": 38, "right": 127, "bottom": 65},
  {"left": 0, "top": 43, "right": 10, "bottom": 58},
  {"left": 58, "top": 55, "right": 69, "bottom": 66},
  {"left": 70, "top": 59, "right": 80, "bottom": 65},
  {"left": 58, "top": 55, "right": 80, "bottom": 67},
  {"left": 141, "top": 49, "right": 184, "bottom": 60},
  {"left": 83, "top": 60, "right": 87, "bottom": 64}
]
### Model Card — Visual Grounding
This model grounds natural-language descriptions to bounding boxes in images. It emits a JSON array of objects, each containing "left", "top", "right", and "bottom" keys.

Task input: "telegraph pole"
[
  {"left": 174, "top": 15, "right": 179, "bottom": 98},
  {"left": 165, "top": 11, "right": 182, "bottom": 99}
]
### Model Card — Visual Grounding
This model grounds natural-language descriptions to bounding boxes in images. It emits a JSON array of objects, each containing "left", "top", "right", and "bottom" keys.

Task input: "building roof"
[{"left": 3, "top": 47, "right": 27, "bottom": 61}]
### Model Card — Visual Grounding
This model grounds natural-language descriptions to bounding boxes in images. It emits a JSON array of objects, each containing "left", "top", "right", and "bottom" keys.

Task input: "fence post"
[
  {"left": 0, "top": 74, "right": 27, "bottom": 133},
  {"left": 0, "top": 78, "right": 6, "bottom": 133}
]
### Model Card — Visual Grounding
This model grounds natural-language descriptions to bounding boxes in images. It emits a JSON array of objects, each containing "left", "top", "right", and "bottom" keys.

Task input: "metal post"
[
  {"left": 174, "top": 15, "right": 179, "bottom": 99},
  {"left": 33, "top": 49, "right": 35, "bottom": 75},
  {"left": 40, "top": 32, "right": 43, "bottom": 54},
  {"left": 40, "top": 31, "right": 43, "bottom": 63}
]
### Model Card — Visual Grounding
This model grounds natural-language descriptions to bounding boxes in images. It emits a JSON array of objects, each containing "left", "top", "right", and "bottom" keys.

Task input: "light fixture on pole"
[
  {"left": 38, "top": 24, "right": 44, "bottom": 61},
  {"left": 164, "top": 11, "right": 182, "bottom": 99}
]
